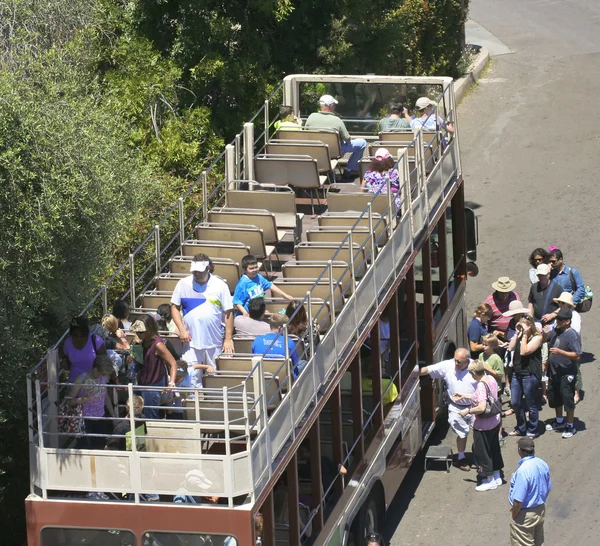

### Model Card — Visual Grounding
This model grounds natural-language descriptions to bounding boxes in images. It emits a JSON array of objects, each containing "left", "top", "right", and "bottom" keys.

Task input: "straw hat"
[
  {"left": 502, "top": 300, "right": 530, "bottom": 317},
  {"left": 491, "top": 276, "right": 516, "bottom": 293},
  {"left": 553, "top": 291, "right": 575, "bottom": 308}
]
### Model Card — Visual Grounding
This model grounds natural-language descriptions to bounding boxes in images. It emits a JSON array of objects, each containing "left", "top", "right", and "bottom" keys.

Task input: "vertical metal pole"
[
  {"left": 386, "top": 173, "right": 394, "bottom": 239},
  {"left": 309, "top": 417, "right": 324, "bottom": 534},
  {"left": 264, "top": 99, "right": 270, "bottom": 146},
  {"left": 368, "top": 203, "right": 376, "bottom": 262},
  {"left": 34, "top": 379, "right": 48, "bottom": 500},
  {"left": 350, "top": 353, "right": 364, "bottom": 463},
  {"left": 287, "top": 453, "right": 301, "bottom": 546},
  {"left": 243, "top": 122, "right": 255, "bottom": 180},
  {"left": 307, "top": 291, "right": 315, "bottom": 358},
  {"left": 371, "top": 321, "right": 384, "bottom": 429},
  {"left": 225, "top": 145, "right": 235, "bottom": 188},
  {"left": 331, "top": 385, "right": 344, "bottom": 496},
  {"left": 348, "top": 231, "right": 356, "bottom": 288},
  {"left": 102, "top": 287, "right": 108, "bottom": 316},
  {"left": 154, "top": 224, "right": 161, "bottom": 277},
  {"left": 46, "top": 349, "right": 59, "bottom": 449},
  {"left": 201, "top": 170, "right": 209, "bottom": 219},
  {"left": 127, "top": 383, "right": 140, "bottom": 503},
  {"left": 234, "top": 134, "right": 241, "bottom": 181},
  {"left": 178, "top": 197, "right": 185, "bottom": 246},
  {"left": 328, "top": 260, "right": 336, "bottom": 326},
  {"left": 389, "top": 293, "right": 401, "bottom": 392},
  {"left": 129, "top": 254, "right": 136, "bottom": 308},
  {"left": 223, "top": 386, "right": 234, "bottom": 508}
]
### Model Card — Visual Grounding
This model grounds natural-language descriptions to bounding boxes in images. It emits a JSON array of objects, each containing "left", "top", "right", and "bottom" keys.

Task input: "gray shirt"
[
  {"left": 234, "top": 316, "right": 270, "bottom": 337},
  {"left": 305, "top": 111, "right": 350, "bottom": 141},
  {"left": 379, "top": 117, "right": 411, "bottom": 132}
]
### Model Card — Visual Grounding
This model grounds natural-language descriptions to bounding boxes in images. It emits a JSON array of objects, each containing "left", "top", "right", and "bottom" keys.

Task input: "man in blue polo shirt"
[
  {"left": 252, "top": 314, "right": 299, "bottom": 378},
  {"left": 509, "top": 437, "right": 552, "bottom": 546}
]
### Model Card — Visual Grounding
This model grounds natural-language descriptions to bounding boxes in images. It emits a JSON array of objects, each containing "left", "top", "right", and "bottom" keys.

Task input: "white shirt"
[
  {"left": 171, "top": 274, "right": 233, "bottom": 350},
  {"left": 571, "top": 310, "right": 581, "bottom": 335},
  {"left": 427, "top": 358, "right": 477, "bottom": 410},
  {"left": 410, "top": 114, "right": 445, "bottom": 132}
]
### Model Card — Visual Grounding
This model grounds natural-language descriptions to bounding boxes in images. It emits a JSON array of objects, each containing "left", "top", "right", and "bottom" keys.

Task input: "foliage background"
[{"left": 0, "top": 0, "right": 468, "bottom": 541}]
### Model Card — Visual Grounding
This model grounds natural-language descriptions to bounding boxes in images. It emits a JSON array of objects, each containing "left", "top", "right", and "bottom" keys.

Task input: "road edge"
[{"left": 454, "top": 47, "right": 490, "bottom": 104}]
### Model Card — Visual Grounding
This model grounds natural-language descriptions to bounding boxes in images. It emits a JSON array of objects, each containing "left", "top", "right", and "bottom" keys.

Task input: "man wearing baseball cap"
[
  {"left": 410, "top": 96, "right": 454, "bottom": 134},
  {"left": 305, "top": 94, "right": 367, "bottom": 180},
  {"left": 527, "top": 263, "right": 562, "bottom": 325},
  {"left": 170, "top": 253, "right": 234, "bottom": 388}
]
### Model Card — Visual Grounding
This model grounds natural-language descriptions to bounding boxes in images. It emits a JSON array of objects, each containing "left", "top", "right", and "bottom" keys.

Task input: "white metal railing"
[{"left": 28, "top": 76, "right": 460, "bottom": 503}]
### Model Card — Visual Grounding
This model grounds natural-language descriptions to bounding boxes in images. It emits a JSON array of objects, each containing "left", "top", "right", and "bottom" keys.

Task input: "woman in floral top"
[{"left": 361, "top": 148, "right": 402, "bottom": 212}]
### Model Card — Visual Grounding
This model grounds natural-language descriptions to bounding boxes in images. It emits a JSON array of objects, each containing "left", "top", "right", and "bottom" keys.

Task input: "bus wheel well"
[{"left": 350, "top": 480, "right": 386, "bottom": 542}]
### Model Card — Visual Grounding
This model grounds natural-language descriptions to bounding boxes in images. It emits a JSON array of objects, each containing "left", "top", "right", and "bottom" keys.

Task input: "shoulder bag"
[
  {"left": 569, "top": 268, "right": 593, "bottom": 313},
  {"left": 482, "top": 381, "right": 502, "bottom": 416}
]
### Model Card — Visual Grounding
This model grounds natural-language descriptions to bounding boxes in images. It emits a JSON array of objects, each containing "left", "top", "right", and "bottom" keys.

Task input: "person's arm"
[
  {"left": 115, "top": 329, "right": 130, "bottom": 351},
  {"left": 549, "top": 347, "right": 580, "bottom": 360},
  {"left": 233, "top": 281, "right": 249, "bottom": 317},
  {"left": 171, "top": 304, "right": 191, "bottom": 343},
  {"left": 95, "top": 338, "right": 107, "bottom": 355},
  {"left": 68, "top": 378, "right": 85, "bottom": 406},
  {"left": 469, "top": 339, "right": 485, "bottom": 353},
  {"left": 508, "top": 328, "right": 522, "bottom": 351},
  {"left": 223, "top": 309, "right": 234, "bottom": 353},
  {"left": 270, "top": 285, "right": 293, "bottom": 301},
  {"left": 459, "top": 395, "right": 485, "bottom": 417},
  {"left": 483, "top": 362, "right": 503, "bottom": 383},
  {"left": 361, "top": 177, "right": 368, "bottom": 188},
  {"left": 403, "top": 107, "right": 411, "bottom": 121},
  {"left": 521, "top": 333, "right": 543, "bottom": 355},
  {"left": 235, "top": 303, "right": 248, "bottom": 317},
  {"left": 419, "top": 366, "right": 430, "bottom": 376},
  {"left": 571, "top": 268, "right": 586, "bottom": 304},
  {"left": 511, "top": 500, "right": 524, "bottom": 519},
  {"left": 155, "top": 342, "right": 178, "bottom": 385}
]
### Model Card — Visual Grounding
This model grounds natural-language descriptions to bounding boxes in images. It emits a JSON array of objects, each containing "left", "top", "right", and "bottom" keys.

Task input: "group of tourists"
[{"left": 421, "top": 245, "right": 588, "bottom": 545}]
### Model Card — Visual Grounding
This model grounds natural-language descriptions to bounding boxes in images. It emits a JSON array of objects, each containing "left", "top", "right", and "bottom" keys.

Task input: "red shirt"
[{"left": 484, "top": 291, "right": 519, "bottom": 334}]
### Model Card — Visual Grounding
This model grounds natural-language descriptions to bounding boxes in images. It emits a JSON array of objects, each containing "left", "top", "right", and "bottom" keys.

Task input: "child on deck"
[{"left": 233, "top": 255, "right": 293, "bottom": 316}]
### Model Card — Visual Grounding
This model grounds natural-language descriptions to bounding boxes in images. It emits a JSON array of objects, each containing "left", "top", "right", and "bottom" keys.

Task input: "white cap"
[
  {"left": 319, "top": 94, "right": 338, "bottom": 106},
  {"left": 415, "top": 97, "right": 436, "bottom": 110},
  {"left": 190, "top": 261, "right": 210, "bottom": 272}
]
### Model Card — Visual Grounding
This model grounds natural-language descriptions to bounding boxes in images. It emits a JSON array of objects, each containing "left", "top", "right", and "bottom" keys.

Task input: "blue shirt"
[
  {"left": 509, "top": 456, "right": 552, "bottom": 508},
  {"left": 551, "top": 264, "right": 585, "bottom": 305},
  {"left": 252, "top": 332, "right": 298, "bottom": 377},
  {"left": 467, "top": 317, "right": 488, "bottom": 358},
  {"left": 233, "top": 274, "right": 273, "bottom": 313}
]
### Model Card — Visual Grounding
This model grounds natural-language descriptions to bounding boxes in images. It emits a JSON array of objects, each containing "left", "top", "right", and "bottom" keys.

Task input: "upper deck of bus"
[{"left": 26, "top": 74, "right": 462, "bottom": 513}]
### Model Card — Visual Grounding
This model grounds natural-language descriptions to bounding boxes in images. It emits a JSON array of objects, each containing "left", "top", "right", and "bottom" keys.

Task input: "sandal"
[
  {"left": 508, "top": 429, "right": 524, "bottom": 437},
  {"left": 502, "top": 409, "right": 515, "bottom": 418}
]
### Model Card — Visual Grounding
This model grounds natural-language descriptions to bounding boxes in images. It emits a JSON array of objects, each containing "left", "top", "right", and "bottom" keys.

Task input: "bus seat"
[
  {"left": 275, "top": 127, "right": 342, "bottom": 159},
  {"left": 180, "top": 240, "right": 251, "bottom": 264},
  {"left": 195, "top": 223, "right": 274, "bottom": 261}
]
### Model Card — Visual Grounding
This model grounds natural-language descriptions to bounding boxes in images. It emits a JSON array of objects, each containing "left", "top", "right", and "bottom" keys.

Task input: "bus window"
[
  {"left": 41, "top": 528, "right": 135, "bottom": 546},
  {"left": 143, "top": 532, "right": 238, "bottom": 546}
]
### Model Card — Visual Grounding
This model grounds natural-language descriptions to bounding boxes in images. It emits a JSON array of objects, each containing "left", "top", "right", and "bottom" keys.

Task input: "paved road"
[{"left": 385, "top": 1, "right": 600, "bottom": 544}]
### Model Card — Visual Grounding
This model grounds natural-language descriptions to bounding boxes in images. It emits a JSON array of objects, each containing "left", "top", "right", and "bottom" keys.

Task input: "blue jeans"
[
  {"left": 341, "top": 138, "right": 367, "bottom": 172},
  {"left": 511, "top": 374, "right": 541, "bottom": 435},
  {"left": 139, "top": 376, "right": 166, "bottom": 419}
]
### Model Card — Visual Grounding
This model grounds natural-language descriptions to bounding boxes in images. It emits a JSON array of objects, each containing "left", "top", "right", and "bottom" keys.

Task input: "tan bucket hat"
[
  {"left": 553, "top": 291, "right": 575, "bottom": 308},
  {"left": 491, "top": 276, "right": 516, "bottom": 293}
]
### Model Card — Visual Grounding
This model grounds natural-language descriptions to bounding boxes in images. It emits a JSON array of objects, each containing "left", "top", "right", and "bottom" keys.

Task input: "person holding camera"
[{"left": 507, "top": 315, "right": 543, "bottom": 438}]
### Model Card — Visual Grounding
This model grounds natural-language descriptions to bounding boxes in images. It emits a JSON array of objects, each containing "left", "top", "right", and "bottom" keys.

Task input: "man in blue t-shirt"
[
  {"left": 252, "top": 314, "right": 299, "bottom": 377},
  {"left": 233, "top": 255, "right": 293, "bottom": 316}
]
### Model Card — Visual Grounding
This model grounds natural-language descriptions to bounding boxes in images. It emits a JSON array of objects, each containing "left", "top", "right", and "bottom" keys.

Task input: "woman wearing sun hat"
[
  {"left": 553, "top": 292, "right": 581, "bottom": 334},
  {"left": 484, "top": 277, "right": 520, "bottom": 342},
  {"left": 361, "top": 147, "right": 402, "bottom": 211}
]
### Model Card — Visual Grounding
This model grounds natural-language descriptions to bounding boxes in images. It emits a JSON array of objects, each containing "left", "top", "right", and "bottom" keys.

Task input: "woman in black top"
[{"left": 507, "top": 315, "right": 543, "bottom": 437}]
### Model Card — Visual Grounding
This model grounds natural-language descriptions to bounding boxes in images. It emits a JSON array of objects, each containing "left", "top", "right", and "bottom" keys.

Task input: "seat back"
[
  {"left": 204, "top": 373, "right": 281, "bottom": 411},
  {"left": 182, "top": 392, "right": 256, "bottom": 429},
  {"left": 208, "top": 208, "right": 280, "bottom": 244},
  {"left": 273, "top": 279, "right": 345, "bottom": 312},
  {"left": 217, "top": 355, "right": 291, "bottom": 392},
  {"left": 276, "top": 128, "right": 342, "bottom": 158},
  {"left": 266, "top": 140, "right": 333, "bottom": 174},
  {"left": 295, "top": 242, "right": 367, "bottom": 278},
  {"left": 180, "top": 241, "right": 250, "bottom": 263},
  {"left": 195, "top": 223, "right": 268, "bottom": 258},
  {"left": 282, "top": 260, "right": 352, "bottom": 293},
  {"left": 145, "top": 421, "right": 202, "bottom": 454},
  {"left": 379, "top": 131, "right": 416, "bottom": 143},
  {"left": 255, "top": 154, "right": 321, "bottom": 189},
  {"left": 167, "top": 258, "right": 241, "bottom": 290},
  {"left": 368, "top": 142, "right": 412, "bottom": 159},
  {"left": 141, "top": 290, "right": 173, "bottom": 310},
  {"left": 327, "top": 190, "right": 391, "bottom": 216},
  {"left": 307, "top": 227, "right": 373, "bottom": 264},
  {"left": 318, "top": 212, "right": 388, "bottom": 246}
]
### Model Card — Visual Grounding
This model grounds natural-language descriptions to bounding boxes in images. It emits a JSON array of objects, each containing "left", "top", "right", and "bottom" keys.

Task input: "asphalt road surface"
[{"left": 385, "top": 1, "right": 600, "bottom": 544}]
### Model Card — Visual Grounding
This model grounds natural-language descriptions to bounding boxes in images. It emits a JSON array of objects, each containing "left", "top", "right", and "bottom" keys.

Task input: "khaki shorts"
[{"left": 182, "top": 346, "right": 222, "bottom": 388}]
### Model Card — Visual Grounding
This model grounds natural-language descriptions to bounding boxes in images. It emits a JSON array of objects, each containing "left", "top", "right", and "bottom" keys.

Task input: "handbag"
[
  {"left": 569, "top": 268, "right": 593, "bottom": 313},
  {"left": 482, "top": 381, "right": 502, "bottom": 416},
  {"left": 58, "top": 399, "right": 85, "bottom": 437}
]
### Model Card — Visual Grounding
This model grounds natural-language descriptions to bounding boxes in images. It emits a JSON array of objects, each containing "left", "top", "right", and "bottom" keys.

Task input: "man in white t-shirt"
[
  {"left": 420, "top": 348, "right": 477, "bottom": 471},
  {"left": 171, "top": 253, "right": 234, "bottom": 388}
]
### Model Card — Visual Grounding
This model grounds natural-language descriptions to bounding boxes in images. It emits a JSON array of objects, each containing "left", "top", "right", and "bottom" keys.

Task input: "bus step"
[{"left": 421, "top": 421, "right": 435, "bottom": 444}]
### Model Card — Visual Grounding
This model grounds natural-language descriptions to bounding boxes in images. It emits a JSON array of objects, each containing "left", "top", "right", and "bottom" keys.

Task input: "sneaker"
[
  {"left": 562, "top": 426, "right": 576, "bottom": 439},
  {"left": 475, "top": 480, "right": 497, "bottom": 492},
  {"left": 545, "top": 420, "right": 566, "bottom": 432},
  {"left": 503, "top": 386, "right": 511, "bottom": 397},
  {"left": 495, "top": 477, "right": 503, "bottom": 486},
  {"left": 526, "top": 432, "right": 539, "bottom": 439}
]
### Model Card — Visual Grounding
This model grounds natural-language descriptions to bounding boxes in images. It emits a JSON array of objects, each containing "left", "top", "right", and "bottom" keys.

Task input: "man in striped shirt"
[{"left": 485, "top": 277, "right": 520, "bottom": 341}]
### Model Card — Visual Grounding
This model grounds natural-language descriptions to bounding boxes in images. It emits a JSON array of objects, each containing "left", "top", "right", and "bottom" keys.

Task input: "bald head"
[{"left": 454, "top": 348, "right": 470, "bottom": 370}]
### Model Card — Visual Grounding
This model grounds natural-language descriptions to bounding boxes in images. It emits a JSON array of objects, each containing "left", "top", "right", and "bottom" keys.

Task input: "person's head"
[
  {"left": 175, "top": 360, "right": 188, "bottom": 382},
  {"left": 248, "top": 297, "right": 267, "bottom": 321},
  {"left": 157, "top": 303, "right": 172, "bottom": 323},
  {"left": 555, "top": 307, "right": 572, "bottom": 331},
  {"left": 285, "top": 300, "right": 308, "bottom": 334},
  {"left": 69, "top": 316, "right": 90, "bottom": 339},
  {"left": 92, "top": 354, "right": 115, "bottom": 378},
  {"left": 548, "top": 249, "right": 564, "bottom": 271},
  {"left": 453, "top": 348, "right": 470, "bottom": 370},
  {"left": 111, "top": 299, "right": 130, "bottom": 321},
  {"left": 389, "top": 102, "right": 405, "bottom": 116},
  {"left": 254, "top": 512, "right": 264, "bottom": 537},
  {"left": 415, "top": 97, "right": 436, "bottom": 115},
  {"left": 127, "top": 395, "right": 144, "bottom": 417},
  {"left": 130, "top": 314, "right": 159, "bottom": 342},
  {"left": 279, "top": 105, "right": 294, "bottom": 121},
  {"left": 101, "top": 314, "right": 119, "bottom": 336},
  {"left": 370, "top": 148, "right": 395, "bottom": 173},
  {"left": 502, "top": 300, "right": 530, "bottom": 322},
  {"left": 319, "top": 94, "right": 338, "bottom": 113},
  {"left": 467, "top": 359, "right": 485, "bottom": 380},
  {"left": 535, "top": 263, "right": 551, "bottom": 288},
  {"left": 517, "top": 436, "right": 535, "bottom": 458},
  {"left": 364, "top": 532, "right": 385, "bottom": 546},
  {"left": 516, "top": 314, "right": 540, "bottom": 338},
  {"left": 268, "top": 313, "right": 289, "bottom": 332},
  {"left": 491, "top": 277, "right": 517, "bottom": 301},
  {"left": 190, "top": 253, "right": 212, "bottom": 284},
  {"left": 481, "top": 333, "right": 499, "bottom": 354},
  {"left": 528, "top": 248, "right": 549, "bottom": 268},
  {"left": 473, "top": 303, "right": 492, "bottom": 322},
  {"left": 241, "top": 254, "right": 260, "bottom": 278},
  {"left": 553, "top": 291, "right": 575, "bottom": 310}
]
